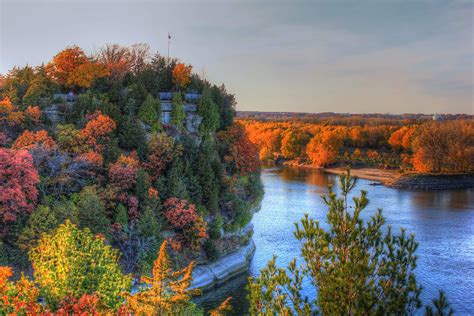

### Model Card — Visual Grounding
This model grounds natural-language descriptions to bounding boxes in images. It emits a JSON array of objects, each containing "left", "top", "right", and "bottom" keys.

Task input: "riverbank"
[
  {"left": 282, "top": 162, "right": 474, "bottom": 190},
  {"left": 191, "top": 239, "right": 256, "bottom": 290}
]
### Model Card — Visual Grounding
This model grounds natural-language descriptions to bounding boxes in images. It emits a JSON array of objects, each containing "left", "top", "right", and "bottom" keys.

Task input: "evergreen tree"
[
  {"left": 17, "top": 205, "right": 58, "bottom": 252},
  {"left": 249, "top": 171, "right": 447, "bottom": 315},
  {"left": 198, "top": 86, "right": 219, "bottom": 137},
  {"left": 165, "top": 157, "right": 188, "bottom": 200},
  {"left": 76, "top": 186, "right": 111, "bottom": 237},
  {"left": 138, "top": 93, "right": 161, "bottom": 131},
  {"left": 135, "top": 168, "right": 150, "bottom": 204},
  {"left": 196, "top": 141, "right": 219, "bottom": 215},
  {"left": 171, "top": 92, "right": 185, "bottom": 130}
]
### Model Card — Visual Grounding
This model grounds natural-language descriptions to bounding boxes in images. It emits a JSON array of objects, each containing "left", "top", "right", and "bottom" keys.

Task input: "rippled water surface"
[{"left": 198, "top": 167, "right": 474, "bottom": 314}]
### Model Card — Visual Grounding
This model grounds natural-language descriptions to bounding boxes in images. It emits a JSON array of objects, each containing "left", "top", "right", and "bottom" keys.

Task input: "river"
[{"left": 197, "top": 167, "right": 474, "bottom": 314}]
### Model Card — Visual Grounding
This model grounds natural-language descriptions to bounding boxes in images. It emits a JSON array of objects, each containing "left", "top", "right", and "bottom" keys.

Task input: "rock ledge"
[{"left": 191, "top": 239, "right": 256, "bottom": 290}]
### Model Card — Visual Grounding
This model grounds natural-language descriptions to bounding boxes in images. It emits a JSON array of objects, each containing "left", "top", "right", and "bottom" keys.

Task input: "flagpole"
[{"left": 167, "top": 33, "right": 170, "bottom": 61}]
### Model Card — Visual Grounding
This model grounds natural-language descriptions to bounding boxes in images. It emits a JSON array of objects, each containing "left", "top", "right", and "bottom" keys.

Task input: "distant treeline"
[
  {"left": 240, "top": 117, "right": 474, "bottom": 174},
  {"left": 238, "top": 111, "right": 473, "bottom": 126}
]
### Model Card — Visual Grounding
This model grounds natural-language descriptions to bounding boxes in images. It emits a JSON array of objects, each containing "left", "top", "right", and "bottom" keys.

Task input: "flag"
[{"left": 168, "top": 33, "right": 171, "bottom": 40}]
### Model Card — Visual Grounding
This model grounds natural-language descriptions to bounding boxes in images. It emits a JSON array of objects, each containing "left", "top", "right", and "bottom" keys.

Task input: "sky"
[{"left": 0, "top": 0, "right": 473, "bottom": 114}]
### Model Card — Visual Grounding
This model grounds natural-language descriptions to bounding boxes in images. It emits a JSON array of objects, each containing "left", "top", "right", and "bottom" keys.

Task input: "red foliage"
[
  {"left": 76, "top": 151, "right": 103, "bottom": 166},
  {"left": 144, "top": 133, "right": 175, "bottom": 180},
  {"left": 163, "top": 198, "right": 198, "bottom": 229},
  {"left": 0, "top": 148, "right": 39, "bottom": 225},
  {"left": 54, "top": 293, "right": 101, "bottom": 316},
  {"left": 108, "top": 153, "right": 140, "bottom": 191},
  {"left": 12, "top": 130, "right": 56, "bottom": 150},
  {"left": 218, "top": 123, "right": 260, "bottom": 175}
]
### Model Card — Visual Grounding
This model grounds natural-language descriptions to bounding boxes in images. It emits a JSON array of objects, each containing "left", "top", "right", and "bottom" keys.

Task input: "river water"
[{"left": 198, "top": 167, "right": 474, "bottom": 314}]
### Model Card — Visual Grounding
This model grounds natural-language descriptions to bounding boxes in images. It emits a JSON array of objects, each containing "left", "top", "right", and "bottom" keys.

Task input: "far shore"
[{"left": 281, "top": 161, "right": 474, "bottom": 190}]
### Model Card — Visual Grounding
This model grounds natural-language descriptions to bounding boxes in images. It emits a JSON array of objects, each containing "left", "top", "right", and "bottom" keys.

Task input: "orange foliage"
[
  {"left": 0, "top": 97, "right": 25, "bottom": 126},
  {"left": 172, "top": 63, "right": 192, "bottom": 89},
  {"left": 122, "top": 240, "right": 199, "bottom": 315},
  {"left": 25, "top": 106, "right": 42, "bottom": 125},
  {"left": 0, "top": 266, "right": 42, "bottom": 315},
  {"left": 12, "top": 130, "right": 56, "bottom": 150},
  {"left": 306, "top": 130, "right": 343, "bottom": 167},
  {"left": 109, "top": 152, "right": 140, "bottom": 191},
  {"left": 209, "top": 297, "right": 233, "bottom": 316},
  {"left": 76, "top": 151, "right": 103, "bottom": 166},
  {"left": 411, "top": 121, "right": 474, "bottom": 173},
  {"left": 388, "top": 126, "right": 416, "bottom": 151},
  {"left": 46, "top": 46, "right": 108, "bottom": 88},
  {"left": 80, "top": 112, "right": 116, "bottom": 151},
  {"left": 219, "top": 123, "right": 260, "bottom": 174}
]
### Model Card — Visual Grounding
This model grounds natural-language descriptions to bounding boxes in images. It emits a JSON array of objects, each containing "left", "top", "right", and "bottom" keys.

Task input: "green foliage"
[
  {"left": 425, "top": 291, "right": 454, "bottom": 316},
  {"left": 76, "top": 186, "right": 111, "bottom": 237},
  {"left": 196, "top": 140, "right": 220, "bottom": 215},
  {"left": 203, "top": 239, "right": 220, "bottom": 262},
  {"left": 171, "top": 92, "right": 186, "bottom": 130},
  {"left": 117, "top": 117, "right": 146, "bottom": 151},
  {"left": 198, "top": 86, "right": 219, "bottom": 137},
  {"left": 209, "top": 215, "right": 224, "bottom": 240},
  {"left": 248, "top": 171, "right": 446, "bottom": 315},
  {"left": 68, "top": 91, "right": 121, "bottom": 125},
  {"left": 29, "top": 221, "right": 132, "bottom": 310},
  {"left": 115, "top": 204, "right": 129, "bottom": 226},
  {"left": 138, "top": 93, "right": 162, "bottom": 131},
  {"left": 17, "top": 205, "right": 58, "bottom": 252},
  {"left": 135, "top": 168, "right": 150, "bottom": 203},
  {"left": 165, "top": 158, "right": 188, "bottom": 200}
]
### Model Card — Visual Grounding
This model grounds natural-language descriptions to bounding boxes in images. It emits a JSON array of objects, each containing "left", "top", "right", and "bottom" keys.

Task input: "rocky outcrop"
[{"left": 191, "top": 239, "right": 256, "bottom": 290}]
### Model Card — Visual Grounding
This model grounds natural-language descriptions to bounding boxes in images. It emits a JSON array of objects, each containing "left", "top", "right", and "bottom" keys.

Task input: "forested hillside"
[{"left": 0, "top": 43, "right": 262, "bottom": 278}]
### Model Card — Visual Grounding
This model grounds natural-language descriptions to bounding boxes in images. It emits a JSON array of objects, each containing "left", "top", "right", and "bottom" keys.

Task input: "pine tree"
[
  {"left": 76, "top": 186, "right": 111, "bottom": 237},
  {"left": 249, "top": 170, "right": 449, "bottom": 315},
  {"left": 198, "top": 86, "right": 219, "bottom": 137},
  {"left": 138, "top": 93, "right": 162, "bottom": 131},
  {"left": 171, "top": 92, "right": 186, "bottom": 130}
]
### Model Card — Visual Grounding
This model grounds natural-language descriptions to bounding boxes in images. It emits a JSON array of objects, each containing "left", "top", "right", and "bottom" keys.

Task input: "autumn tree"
[
  {"left": 12, "top": 130, "right": 56, "bottom": 150},
  {"left": 306, "top": 129, "right": 343, "bottom": 167},
  {"left": 109, "top": 152, "right": 140, "bottom": 191},
  {"left": 29, "top": 221, "right": 132, "bottom": 310},
  {"left": 218, "top": 123, "right": 260, "bottom": 175},
  {"left": 122, "top": 239, "right": 201, "bottom": 314},
  {"left": 412, "top": 121, "right": 474, "bottom": 173},
  {"left": 281, "top": 130, "right": 311, "bottom": 160},
  {"left": 249, "top": 171, "right": 450, "bottom": 315},
  {"left": 96, "top": 43, "right": 132, "bottom": 80},
  {"left": 0, "top": 266, "right": 42, "bottom": 315},
  {"left": 172, "top": 63, "right": 192, "bottom": 90},
  {"left": 0, "top": 148, "right": 39, "bottom": 229},
  {"left": 164, "top": 198, "right": 208, "bottom": 249},
  {"left": 145, "top": 132, "right": 176, "bottom": 180},
  {"left": 80, "top": 111, "right": 116, "bottom": 152},
  {"left": 388, "top": 126, "right": 416, "bottom": 151},
  {"left": 46, "top": 46, "right": 108, "bottom": 89}
]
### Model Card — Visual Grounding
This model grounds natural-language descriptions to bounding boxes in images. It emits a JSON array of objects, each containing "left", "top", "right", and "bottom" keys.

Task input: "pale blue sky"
[{"left": 1, "top": 0, "right": 473, "bottom": 114}]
